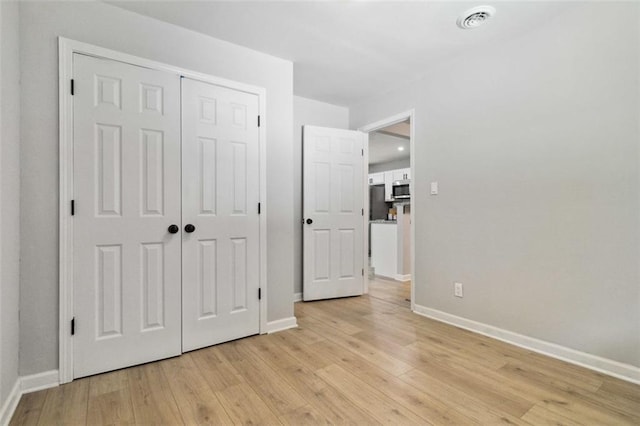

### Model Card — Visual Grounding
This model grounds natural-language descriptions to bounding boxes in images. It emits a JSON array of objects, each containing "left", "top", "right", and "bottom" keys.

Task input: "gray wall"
[
  {"left": 0, "top": 0, "right": 21, "bottom": 405},
  {"left": 293, "top": 96, "right": 349, "bottom": 296},
  {"left": 369, "top": 158, "right": 410, "bottom": 174},
  {"left": 19, "top": 1, "right": 294, "bottom": 375},
  {"left": 350, "top": 3, "right": 640, "bottom": 367}
]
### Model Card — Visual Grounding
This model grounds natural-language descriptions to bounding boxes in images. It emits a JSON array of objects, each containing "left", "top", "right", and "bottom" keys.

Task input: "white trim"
[
  {"left": 58, "top": 37, "right": 268, "bottom": 383},
  {"left": 20, "top": 370, "right": 59, "bottom": 394},
  {"left": 413, "top": 304, "right": 640, "bottom": 385},
  {"left": 394, "top": 274, "right": 411, "bottom": 282},
  {"left": 293, "top": 292, "right": 302, "bottom": 302},
  {"left": 359, "top": 109, "right": 416, "bottom": 311},
  {"left": 0, "top": 371, "right": 59, "bottom": 426},
  {"left": 0, "top": 380, "right": 20, "bottom": 426},
  {"left": 266, "top": 317, "right": 298, "bottom": 333}
]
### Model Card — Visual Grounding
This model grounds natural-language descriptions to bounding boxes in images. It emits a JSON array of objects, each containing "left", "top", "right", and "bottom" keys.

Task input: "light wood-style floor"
[{"left": 11, "top": 279, "right": 640, "bottom": 425}]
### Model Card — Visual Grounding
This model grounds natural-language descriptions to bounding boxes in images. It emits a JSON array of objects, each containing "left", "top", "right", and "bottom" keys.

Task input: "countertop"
[{"left": 370, "top": 220, "right": 397, "bottom": 224}]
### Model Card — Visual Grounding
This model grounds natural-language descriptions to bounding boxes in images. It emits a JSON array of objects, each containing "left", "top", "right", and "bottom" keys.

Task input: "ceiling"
[
  {"left": 109, "top": 1, "right": 575, "bottom": 107},
  {"left": 369, "top": 121, "right": 410, "bottom": 166}
]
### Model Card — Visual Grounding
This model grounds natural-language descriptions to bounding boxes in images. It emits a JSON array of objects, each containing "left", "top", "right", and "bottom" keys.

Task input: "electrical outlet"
[{"left": 454, "top": 282, "right": 463, "bottom": 298}]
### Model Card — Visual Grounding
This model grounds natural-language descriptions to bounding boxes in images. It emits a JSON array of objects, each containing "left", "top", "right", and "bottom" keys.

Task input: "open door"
[{"left": 303, "top": 125, "right": 366, "bottom": 301}]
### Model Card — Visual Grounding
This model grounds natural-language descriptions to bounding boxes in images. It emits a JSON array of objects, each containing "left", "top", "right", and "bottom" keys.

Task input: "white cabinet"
[
  {"left": 392, "top": 168, "right": 410, "bottom": 181},
  {"left": 368, "top": 172, "right": 384, "bottom": 185},
  {"left": 384, "top": 171, "right": 394, "bottom": 201},
  {"left": 373, "top": 167, "right": 410, "bottom": 199},
  {"left": 370, "top": 222, "right": 397, "bottom": 279}
]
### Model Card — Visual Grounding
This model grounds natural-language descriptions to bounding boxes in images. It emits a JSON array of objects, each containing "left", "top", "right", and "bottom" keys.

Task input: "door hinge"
[
  {"left": 71, "top": 317, "right": 75, "bottom": 336},
  {"left": 71, "top": 200, "right": 75, "bottom": 216},
  {"left": 70, "top": 79, "right": 74, "bottom": 96},
  {"left": 362, "top": 268, "right": 364, "bottom": 276},
  {"left": 258, "top": 202, "right": 261, "bottom": 215},
  {"left": 258, "top": 288, "right": 262, "bottom": 300},
  {"left": 361, "top": 148, "right": 364, "bottom": 156},
  {"left": 258, "top": 115, "right": 261, "bottom": 127},
  {"left": 361, "top": 208, "right": 364, "bottom": 216}
]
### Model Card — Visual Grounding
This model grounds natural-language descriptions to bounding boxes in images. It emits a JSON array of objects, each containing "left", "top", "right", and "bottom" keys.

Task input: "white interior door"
[
  {"left": 181, "top": 78, "right": 261, "bottom": 352},
  {"left": 303, "top": 126, "right": 366, "bottom": 301},
  {"left": 73, "top": 54, "right": 182, "bottom": 378}
]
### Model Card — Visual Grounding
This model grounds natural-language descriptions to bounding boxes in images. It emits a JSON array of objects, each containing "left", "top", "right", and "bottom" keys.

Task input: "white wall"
[
  {"left": 0, "top": 0, "right": 21, "bottom": 408},
  {"left": 369, "top": 158, "right": 410, "bottom": 174},
  {"left": 351, "top": 3, "right": 640, "bottom": 367},
  {"left": 293, "top": 96, "right": 349, "bottom": 296},
  {"left": 19, "top": 1, "right": 294, "bottom": 376}
]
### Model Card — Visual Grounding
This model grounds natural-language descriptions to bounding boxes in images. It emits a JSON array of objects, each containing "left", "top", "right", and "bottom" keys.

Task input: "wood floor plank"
[
  {"left": 160, "top": 354, "right": 233, "bottom": 424},
  {"left": 9, "top": 391, "right": 46, "bottom": 426},
  {"left": 189, "top": 346, "right": 245, "bottom": 392},
  {"left": 214, "top": 383, "right": 282, "bottom": 425},
  {"left": 127, "top": 361, "right": 183, "bottom": 424},
  {"left": 86, "top": 369, "right": 135, "bottom": 425},
  {"left": 36, "top": 379, "right": 89, "bottom": 425},
  {"left": 277, "top": 365, "right": 381, "bottom": 425},
  {"left": 11, "top": 278, "right": 640, "bottom": 426},
  {"left": 216, "top": 340, "right": 308, "bottom": 416},
  {"left": 316, "top": 363, "right": 429, "bottom": 425},
  {"left": 399, "top": 368, "right": 529, "bottom": 425}
]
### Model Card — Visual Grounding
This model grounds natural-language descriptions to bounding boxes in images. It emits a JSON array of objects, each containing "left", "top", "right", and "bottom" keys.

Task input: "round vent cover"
[{"left": 457, "top": 6, "right": 496, "bottom": 29}]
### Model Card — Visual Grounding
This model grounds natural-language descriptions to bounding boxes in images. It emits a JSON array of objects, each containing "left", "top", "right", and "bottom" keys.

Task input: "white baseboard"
[
  {"left": 0, "top": 379, "right": 21, "bottom": 426},
  {"left": 266, "top": 316, "right": 298, "bottom": 333},
  {"left": 20, "top": 370, "right": 59, "bottom": 394},
  {"left": 394, "top": 274, "right": 411, "bottom": 282},
  {"left": 293, "top": 292, "right": 302, "bottom": 303},
  {"left": 0, "top": 370, "right": 59, "bottom": 426},
  {"left": 413, "top": 304, "right": 640, "bottom": 385}
]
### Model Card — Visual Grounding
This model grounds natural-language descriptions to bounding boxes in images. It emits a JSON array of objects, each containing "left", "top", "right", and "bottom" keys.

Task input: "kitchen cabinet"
[
  {"left": 384, "top": 171, "right": 394, "bottom": 201},
  {"left": 393, "top": 168, "right": 410, "bottom": 181},
  {"left": 368, "top": 172, "right": 384, "bottom": 185}
]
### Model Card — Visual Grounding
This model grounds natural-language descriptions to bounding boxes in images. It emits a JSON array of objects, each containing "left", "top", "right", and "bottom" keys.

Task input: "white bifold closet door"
[
  {"left": 181, "top": 78, "right": 260, "bottom": 352},
  {"left": 73, "top": 54, "right": 182, "bottom": 378},
  {"left": 72, "top": 54, "right": 261, "bottom": 379}
]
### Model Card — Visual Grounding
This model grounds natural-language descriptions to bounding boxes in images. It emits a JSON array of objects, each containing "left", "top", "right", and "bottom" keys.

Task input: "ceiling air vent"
[{"left": 457, "top": 6, "right": 496, "bottom": 29}]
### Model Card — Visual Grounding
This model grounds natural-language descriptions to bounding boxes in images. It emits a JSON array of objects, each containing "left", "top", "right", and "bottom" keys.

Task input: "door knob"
[
  {"left": 185, "top": 224, "right": 196, "bottom": 233},
  {"left": 168, "top": 224, "right": 179, "bottom": 234},
  {"left": 306, "top": 218, "right": 313, "bottom": 225}
]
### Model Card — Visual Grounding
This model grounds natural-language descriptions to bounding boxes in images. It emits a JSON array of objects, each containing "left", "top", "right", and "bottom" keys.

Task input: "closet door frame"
[{"left": 58, "top": 37, "right": 268, "bottom": 384}]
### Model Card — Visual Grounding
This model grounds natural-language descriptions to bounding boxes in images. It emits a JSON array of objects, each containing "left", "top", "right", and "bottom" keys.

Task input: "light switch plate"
[{"left": 430, "top": 182, "right": 438, "bottom": 195}]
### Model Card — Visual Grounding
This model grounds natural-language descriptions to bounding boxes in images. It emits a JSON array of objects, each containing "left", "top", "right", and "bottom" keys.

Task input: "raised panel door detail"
[
  {"left": 314, "top": 162, "right": 330, "bottom": 213},
  {"left": 231, "top": 238, "right": 247, "bottom": 312},
  {"left": 96, "top": 124, "right": 122, "bottom": 216},
  {"left": 96, "top": 245, "right": 123, "bottom": 339},
  {"left": 231, "top": 142, "right": 247, "bottom": 215},
  {"left": 339, "top": 137, "right": 354, "bottom": 154},
  {"left": 338, "top": 164, "right": 354, "bottom": 213},
  {"left": 140, "top": 129, "right": 164, "bottom": 216},
  {"left": 95, "top": 75, "right": 121, "bottom": 109},
  {"left": 141, "top": 243, "right": 164, "bottom": 331},
  {"left": 315, "top": 136, "right": 330, "bottom": 153},
  {"left": 199, "top": 97, "right": 217, "bottom": 124},
  {"left": 199, "top": 137, "right": 217, "bottom": 215},
  {"left": 140, "top": 83, "right": 163, "bottom": 114},
  {"left": 231, "top": 103, "right": 247, "bottom": 129},
  {"left": 198, "top": 240, "right": 217, "bottom": 319},
  {"left": 313, "top": 229, "right": 330, "bottom": 281},
  {"left": 338, "top": 229, "right": 355, "bottom": 278}
]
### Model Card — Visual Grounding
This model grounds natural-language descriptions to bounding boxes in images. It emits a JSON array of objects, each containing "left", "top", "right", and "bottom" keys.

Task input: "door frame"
[
  {"left": 58, "top": 37, "right": 268, "bottom": 384},
  {"left": 358, "top": 110, "right": 415, "bottom": 308}
]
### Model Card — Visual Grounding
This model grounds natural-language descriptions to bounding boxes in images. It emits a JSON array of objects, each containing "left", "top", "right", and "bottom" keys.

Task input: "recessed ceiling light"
[
  {"left": 398, "top": 146, "right": 404, "bottom": 151},
  {"left": 457, "top": 5, "right": 496, "bottom": 29}
]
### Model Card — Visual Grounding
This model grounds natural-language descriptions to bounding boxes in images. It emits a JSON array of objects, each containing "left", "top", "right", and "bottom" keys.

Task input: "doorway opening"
[{"left": 360, "top": 111, "right": 415, "bottom": 310}]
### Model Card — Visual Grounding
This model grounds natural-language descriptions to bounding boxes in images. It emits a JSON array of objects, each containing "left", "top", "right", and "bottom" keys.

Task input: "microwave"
[{"left": 392, "top": 180, "right": 410, "bottom": 199}]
